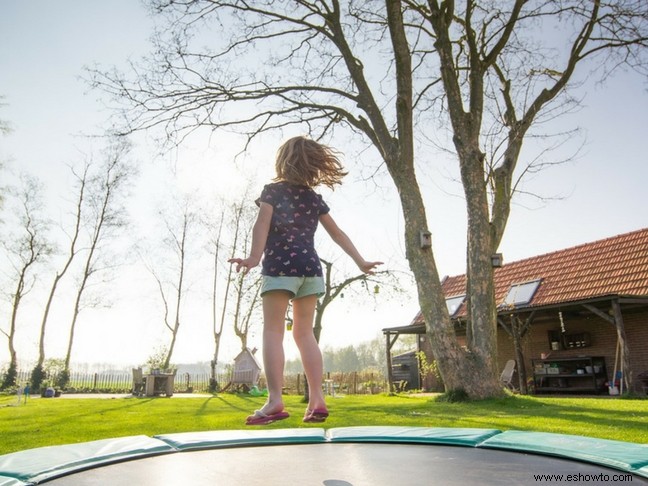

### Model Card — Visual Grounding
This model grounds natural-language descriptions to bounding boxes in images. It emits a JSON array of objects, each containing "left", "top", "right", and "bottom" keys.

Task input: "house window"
[
  {"left": 502, "top": 280, "right": 541, "bottom": 306},
  {"left": 445, "top": 295, "right": 466, "bottom": 317}
]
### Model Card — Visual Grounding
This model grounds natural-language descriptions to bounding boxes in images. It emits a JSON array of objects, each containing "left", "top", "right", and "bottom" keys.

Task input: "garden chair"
[
  {"left": 132, "top": 368, "right": 145, "bottom": 396},
  {"left": 499, "top": 360, "right": 516, "bottom": 390}
]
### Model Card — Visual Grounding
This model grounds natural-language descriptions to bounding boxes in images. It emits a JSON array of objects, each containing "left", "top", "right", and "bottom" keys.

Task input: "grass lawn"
[{"left": 0, "top": 392, "right": 646, "bottom": 455}]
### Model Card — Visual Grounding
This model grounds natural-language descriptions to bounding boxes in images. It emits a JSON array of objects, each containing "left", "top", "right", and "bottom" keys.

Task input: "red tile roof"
[{"left": 435, "top": 228, "right": 648, "bottom": 319}]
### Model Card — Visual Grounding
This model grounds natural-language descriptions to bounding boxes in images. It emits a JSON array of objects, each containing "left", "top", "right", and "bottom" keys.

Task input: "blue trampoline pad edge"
[
  {"left": 479, "top": 430, "right": 648, "bottom": 478},
  {"left": 0, "top": 427, "right": 646, "bottom": 484},
  {"left": 0, "top": 435, "right": 174, "bottom": 484},
  {"left": 154, "top": 427, "right": 327, "bottom": 450},
  {"left": 0, "top": 474, "right": 27, "bottom": 486},
  {"left": 327, "top": 425, "right": 502, "bottom": 446}
]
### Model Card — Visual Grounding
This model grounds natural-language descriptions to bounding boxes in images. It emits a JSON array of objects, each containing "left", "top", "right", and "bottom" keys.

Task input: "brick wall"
[
  {"left": 408, "top": 304, "right": 647, "bottom": 393},
  {"left": 497, "top": 305, "right": 648, "bottom": 393}
]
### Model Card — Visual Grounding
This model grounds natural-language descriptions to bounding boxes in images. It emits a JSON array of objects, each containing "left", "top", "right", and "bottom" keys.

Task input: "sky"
[{"left": 1, "top": 1, "right": 647, "bottom": 371}]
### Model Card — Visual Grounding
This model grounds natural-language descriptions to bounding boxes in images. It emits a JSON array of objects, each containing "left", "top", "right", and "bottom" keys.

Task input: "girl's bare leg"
[
  {"left": 292, "top": 294, "right": 327, "bottom": 412},
  {"left": 259, "top": 290, "right": 290, "bottom": 415}
]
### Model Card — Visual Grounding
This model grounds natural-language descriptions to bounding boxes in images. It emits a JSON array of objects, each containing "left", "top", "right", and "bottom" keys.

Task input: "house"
[{"left": 383, "top": 228, "right": 648, "bottom": 394}]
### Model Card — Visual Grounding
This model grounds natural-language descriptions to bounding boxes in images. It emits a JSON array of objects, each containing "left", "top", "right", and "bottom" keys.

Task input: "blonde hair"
[{"left": 274, "top": 136, "right": 347, "bottom": 188}]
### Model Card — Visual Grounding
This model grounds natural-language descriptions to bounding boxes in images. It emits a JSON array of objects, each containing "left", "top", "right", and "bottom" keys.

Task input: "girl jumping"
[{"left": 229, "top": 135, "right": 382, "bottom": 425}]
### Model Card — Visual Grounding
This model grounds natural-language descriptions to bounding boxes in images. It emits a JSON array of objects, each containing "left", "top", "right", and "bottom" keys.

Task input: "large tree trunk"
[
  {"left": 385, "top": 0, "right": 502, "bottom": 398},
  {"left": 389, "top": 152, "right": 501, "bottom": 398},
  {"left": 460, "top": 145, "right": 499, "bottom": 381}
]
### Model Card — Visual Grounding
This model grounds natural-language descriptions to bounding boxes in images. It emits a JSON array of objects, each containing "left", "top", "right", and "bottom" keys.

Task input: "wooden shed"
[
  {"left": 391, "top": 351, "right": 420, "bottom": 391},
  {"left": 231, "top": 348, "right": 262, "bottom": 389}
]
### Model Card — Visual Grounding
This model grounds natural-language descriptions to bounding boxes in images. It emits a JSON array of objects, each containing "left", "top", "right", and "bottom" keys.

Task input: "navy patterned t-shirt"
[{"left": 256, "top": 181, "right": 330, "bottom": 277}]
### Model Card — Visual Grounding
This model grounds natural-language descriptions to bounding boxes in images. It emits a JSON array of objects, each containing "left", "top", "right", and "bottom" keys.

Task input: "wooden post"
[
  {"left": 385, "top": 332, "right": 399, "bottom": 393},
  {"left": 584, "top": 301, "right": 633, "bottom": 393},
  {"left": 612, "top": 299, "right": 632, "bottom": 393}
]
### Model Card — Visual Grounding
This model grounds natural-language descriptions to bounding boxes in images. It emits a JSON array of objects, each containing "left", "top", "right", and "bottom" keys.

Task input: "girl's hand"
[
  {"left": 358, "top": 260, "right": 383, "bottom": 274},
  {"left": 228, "top": 257, "right": 258, "bottom": 274}
]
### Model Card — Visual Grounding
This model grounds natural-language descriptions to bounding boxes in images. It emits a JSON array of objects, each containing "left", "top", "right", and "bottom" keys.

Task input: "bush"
[
  {"left": 435, "top": 388, "right": 470, "bottom": 403},
  {"left": 1, "top": 362, "right": 17, "bottom": 390},
  {"left": 55, "top": 369, "right": 70, "bottom": 389},
  {"left": 30, "top": 365, "right": 47, "bottom": 393}
]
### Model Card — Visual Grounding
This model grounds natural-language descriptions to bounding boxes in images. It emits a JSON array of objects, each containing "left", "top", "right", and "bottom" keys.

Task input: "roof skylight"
[
  {"left": 445, "top": 295, "right": 466, "bottom": 316},
  {"left": 502, "top": 280, "right": 541, "bottom": 306}
]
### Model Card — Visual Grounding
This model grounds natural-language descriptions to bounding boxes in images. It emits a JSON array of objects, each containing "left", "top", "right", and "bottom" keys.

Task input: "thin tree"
[
  {"left": 0, "top": 97, "right": 11, "bottom": 213},
  {"left": 316, "top": 258, "right": 400, "bottom": 342},
  {"left": 206, "top": 199, "right": 246, "bottom": 389},
  {"left": 231, "top": 273, "right": 262, "bottom": 351},
  {"left": 62, "top": 141, "right": 133, "bottom": 377},
  {"left": 0, "top": 96, "right": 10, "bottom": 137},
  {"left": 90, "top": 1, "right": 648, "bottom": 398},
  {"left": 209, "top": 191, "right": 262, "bottom": 385},
  {"left": 33, "top": 163, "right": 88, "bottom": 382},
  {"left": 231, "top": 226, "right": 262, "bottom": 352},
  {"left": 206, "top": 210, "right": 226, "bottom": 390},
  {"left": 149, "top": 199, "right": 195, "bottom": 370},
  {"left": 1, "top": 175, "right": 52, "bottom": 389}
]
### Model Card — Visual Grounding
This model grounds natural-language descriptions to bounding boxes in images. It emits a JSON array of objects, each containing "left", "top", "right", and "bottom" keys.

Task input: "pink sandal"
[
  {"left": 246, "top": 410, "right": 290, "bottom": 426},
  {"left": 303, "top": 408, "right": 329, "bottom": 423}
]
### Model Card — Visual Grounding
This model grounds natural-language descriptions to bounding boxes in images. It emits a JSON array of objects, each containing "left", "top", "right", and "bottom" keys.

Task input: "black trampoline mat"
[{"left": 46, "top": 442, "right": 646, "bottom": 485}]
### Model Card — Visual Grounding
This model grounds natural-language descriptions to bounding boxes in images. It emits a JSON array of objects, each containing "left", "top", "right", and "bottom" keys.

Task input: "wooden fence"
[
  {"left": 284, "top": 370, "right": 389, "bottom": 395},
  {"left": 11, "top": 369, "right": 388, "bottom": 395},
  {"left": 13, "top": 370, "right": 220, "bottom": 394}
]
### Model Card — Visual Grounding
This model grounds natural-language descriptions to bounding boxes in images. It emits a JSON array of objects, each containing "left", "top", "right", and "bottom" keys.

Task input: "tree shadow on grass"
[
  {"left": 317, "top": 394, "right": 645, "bottom": 436},
  {"left": 192, "top": 392, "right": 270, "bottom": 416},
  {"left": 375, "top": 394, "right": 648, "bottom": 442}
]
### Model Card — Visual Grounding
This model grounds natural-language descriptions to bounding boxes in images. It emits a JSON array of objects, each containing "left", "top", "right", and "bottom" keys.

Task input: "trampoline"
[{"left": 0, "top": 426, "right": 646, "bottom": 485}]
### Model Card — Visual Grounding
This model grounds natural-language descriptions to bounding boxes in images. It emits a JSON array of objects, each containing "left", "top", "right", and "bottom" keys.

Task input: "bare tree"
[
  {"left": 0, "top": 99, "right": 12, "bottom": 231},
  {"left": 204, "top": 201, "right": 243, "bottom": 389},
  {"left": 62, "top": 140, "right": 134, "bottom": 376},
  {"left": 90, "top": 1, "right": 648, "bottom": 398},
  {"left": 206, "top": 209, "right": 226, "bottom": 390},
  {"left": 231, "top": 225, "right": 262, "bottom": 351},
  {"left": 148, "top": 199, "right": 196, "bottom": 370},
  {"left": 206, "top": 190, "right": 263, "bottom": 387},
  {"left": 33, "top": 163, "right": 89, "bottom": 380},
  {"left": 0, "top": 96, "right": 11, "bottom": 137},
  {"left": 315, "top": 258, "right": 401, "bottom": 342},
  {"left": 231, "top": 272, "right": 262, "bottom": 351},
  {"left": 1, "top": 175, "right": 52, "bottom": 389}
]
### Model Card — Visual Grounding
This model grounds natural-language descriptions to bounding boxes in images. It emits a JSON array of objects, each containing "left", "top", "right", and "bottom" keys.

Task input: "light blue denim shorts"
[{"left": 261, "top": 276, "right": 325, "bottom": 299}]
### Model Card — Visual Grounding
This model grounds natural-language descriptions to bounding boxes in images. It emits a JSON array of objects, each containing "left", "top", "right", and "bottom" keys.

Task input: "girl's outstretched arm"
[
  {"left": 228, "top": 202, "right": 273, "bottom": 274},
  {"left": 319, "top": 213, "right": 382, "bottom": 274}
]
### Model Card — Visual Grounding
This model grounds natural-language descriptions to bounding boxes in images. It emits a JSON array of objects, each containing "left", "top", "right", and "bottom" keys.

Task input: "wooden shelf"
[
  {"left": 532, "top": 356, "right": 607, "bottom": 395},
  {"left": 547, "top": 330, "right": 591, "bottom": 350}
]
